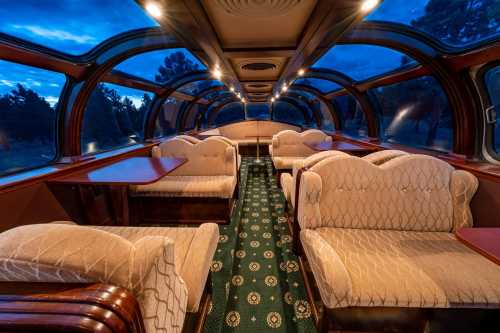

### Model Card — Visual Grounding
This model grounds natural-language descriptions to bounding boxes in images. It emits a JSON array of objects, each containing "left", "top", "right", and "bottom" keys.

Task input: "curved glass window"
[
  {"left": 247, "top": 103, "right": 270, "bottom": 120},
  {"left": 0, "top": 0, "right": 158, "bottom": 55},
  {"left": 114, "top": 49, "right": 205, "bottom": 83},
  {"left": 213, "top": 102, "right": 245, "bottom": 127},
  {"left": 204, "top": 89, "right": 229, "bottom": 101},
  {"left": 333, "top": 94, "right": 368, "bottom": 138},
  {"left": 294, "top": 78, "right": 341, "bottom": 93},
  {"left": 484, "top": 65, "right": 500, "bottom": 154},
  {"left": 312, "top": 44, "right": 416, "bottom": 82},
  {"left": 272, "top": 101, "right": 305, "bottom": 126},
  {"left": 366, "top": 0, "right": 500, "bottom": 48},
  {"left": 0, "top": 60, "right": 65, "bottom": 176},
  {"left": 82, "top": 84, "right": 153, "bottom": 154},
  {"left": 154, "top": 97, "right": 187, "bottom": 137},
  {"left": 183, "top": 103, "right": 206, "bottom": 131},
  {"left": 177, "top": 80, "right": 224, "bottom": 96},
  {"left": 369, "top": 76, "right": 453, "bottom": 151}
]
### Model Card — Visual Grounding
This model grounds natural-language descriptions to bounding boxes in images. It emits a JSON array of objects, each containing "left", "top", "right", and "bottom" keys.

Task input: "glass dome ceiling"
[
  {"left": 312, "top": 44, "right": 417, "bottom": 82},
  {"left": 0, "top": 0, "right": 159, "bottom": 55},
  {"left": 366, "top": 0, "right": 500, "bottom": 47},
  {"left": 177, "top": 80, "right": 225, "bottom": 96},
  {"left": 293, "top": 78, "right": 341, "bottom": 94}
]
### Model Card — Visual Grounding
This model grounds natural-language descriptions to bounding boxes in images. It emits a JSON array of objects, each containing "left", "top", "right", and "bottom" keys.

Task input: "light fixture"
[
  {"left": 212, "top": 67, "right": 222, "bottom": 79},
  {"left": 281, "top": 84, "right": 288, "bottom": 92},
  {"left": 230, "top": 86, "right": 235, "bottom": 92},
  {"left": 145, "top": 2, "right": 162, "bottom": 18},
  {"left": 271, "top": 97, "right": 275, "bottom": 102},
  {"left": 241, "top": 98, "right": 246, "bottom": 103},
  {"left": 360, "top": 0, "right": 379, "bottom": 13},
  {"left": 298, "top": 68, "right": 305, "bottom": 76},
  {"left": 275, "top": 93, "right": 280, "bottom": 99},
  {"left": 236, "top": 92, "right": 241, "bottom": 98}
]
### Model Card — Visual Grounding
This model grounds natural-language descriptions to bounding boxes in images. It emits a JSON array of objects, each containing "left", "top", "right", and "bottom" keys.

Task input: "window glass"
[
  {"left": 114, "top": 49, "right": 206, "bottom": 83},
  {"left": 246, "top": 103, "right": 270, "bottom": 120},
  {"left": 369, "top": 76, "right": 453, "bottom": 151},
  {"left": 0, "top": 0, "right": 158, "bottom": 55},
  {"left": 333, "top": 94, "right": 368, "bottom": 138},
  {"left": 183, "top": 103, "right": 206, "bottom": 131},
  {"left": 154, "top": 97, "right": 186, "bottom": 137},
  {"left": 294, "top": 78, "right": 341, "bottom": 93},
  {"left": 272, "top": 101, "right": 305, "bottom": 126},
  {"left": 366, "top": 0, "right": 500, "bottom": 47},
  {"left": 312, "top": 44, "right": 416, "bottom": 82},
  {"left": 177, "top": 80, "right": 224, "bottom": 96},
  {"left": 0, "top": 60, "right": 65, "bottom": 176},
  {"left": 204, "top": 89, "right": 229, "bottom": 101},
  {"left": 81, "top": 84, "right": 153, "bottom": 154},
  {"left": 484, "top": 65, "right": 500, "bottom": 154},
  {"left": 213, "top": 102, "right": 245, "bottom": 127}
]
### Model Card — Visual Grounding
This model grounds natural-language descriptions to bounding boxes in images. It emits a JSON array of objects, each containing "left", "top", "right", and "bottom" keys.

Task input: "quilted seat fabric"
[
  {"left": 0, "top": 223, "right": 188, "bottom": 333},
  {"left": 301, "top": 228, "right": 500, "bottom": 309},
  {"left": 93, "top": 223, "right": 219, "bottom": 313}
]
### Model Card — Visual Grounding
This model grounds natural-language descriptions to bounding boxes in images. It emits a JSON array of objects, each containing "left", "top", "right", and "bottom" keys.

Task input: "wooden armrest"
[{"left": 0, "top": 282, "right": 144, "bottom": 333}]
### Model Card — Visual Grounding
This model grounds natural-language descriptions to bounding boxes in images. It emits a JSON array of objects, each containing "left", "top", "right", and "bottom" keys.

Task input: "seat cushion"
[
  {"left": 93, "top": 223, "right": 219, "bottom": 313},
  {"left": 301, "top": 228, "right": 500, "bottom": 310},
  {"left": 281, "top": 172, "right": 293, "bottom": 205},
  {"left": 131, "top": 175, "right": 236, "bottom": 198},
  {"left": 272, "top": 156, "right": 304, "bottom": 170}
]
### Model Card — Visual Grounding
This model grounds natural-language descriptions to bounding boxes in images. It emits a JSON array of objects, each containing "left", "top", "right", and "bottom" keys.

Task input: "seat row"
[{"left": 281, "top": 150, "right": 500, "bottom": 331}]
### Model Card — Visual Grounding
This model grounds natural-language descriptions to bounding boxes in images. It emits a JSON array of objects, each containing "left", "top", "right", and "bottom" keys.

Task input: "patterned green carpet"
[{"left": 204, "top": 157, "right": 316, "bottom": 332}]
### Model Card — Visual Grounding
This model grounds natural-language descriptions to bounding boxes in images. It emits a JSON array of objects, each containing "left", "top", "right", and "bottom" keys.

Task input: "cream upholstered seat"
[
  {"left": 298, "top": 154, "right": 500, "bottom": 310},
  {"left": 0, "top": 222, "right": 219, "bottom": 332},
  {"left": 175, "top": 134, "right": 201, "bottom": 144},
  {"left": 270, "top": 129, "right": 332, "bottom": 170},
  {"left": 281, "top": 149, "right": 408, "bottom": 209},
  {"left": 132, "top": 138, "right": 237, "bottom": 198},
  {"left": 206, "top": 135, "right": 242, "bottom": 169}
]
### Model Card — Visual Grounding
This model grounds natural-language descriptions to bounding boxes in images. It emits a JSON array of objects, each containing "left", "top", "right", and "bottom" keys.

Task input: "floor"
[{"left": 204, "top": 157, "right": 316, "bottom": 332}]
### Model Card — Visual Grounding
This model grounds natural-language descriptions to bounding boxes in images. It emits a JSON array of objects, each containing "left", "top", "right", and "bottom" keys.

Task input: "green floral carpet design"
[{"left": 204, "top": 157, "right": 317, "bottom": 332}]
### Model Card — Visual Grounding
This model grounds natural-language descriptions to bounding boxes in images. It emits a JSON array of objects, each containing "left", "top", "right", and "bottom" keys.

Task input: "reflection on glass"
[
  {"left": 246, "top": 103, "right": 270, "bottom": 120},
  {"left": 369, "top": 76, "right": 453, "bottom": 151},
  {"left": 333, "top": 94, "right": 368, "bottom": 138},
  {"left": 155, "top": 97, "right": 187, "bottom": 137},
  {"left": 82, "top": 84, "right": 153, "bottom": 154},
  {"left": 366, "top": 0, "right": 500, "bottom": 47},
  {"left": 312, "top": 44, "right": 416, "bottom": 82},
  {"left": 485, "top": 66, "right": 500, "bottom": 154},
  {"left": 294, "top": 78, "right": 341, "bottom": 93},
  {"left": 0, "top": 60, "right": 65, "bottom": 176},
  {"left": 213, "top": 102, "right": 245, "bottom": 127},
  {"left": 177, "top": 80, "right": 225, "bottom": 96},
  {"left": 273, "top": 101, "right": 305, "bottom": 126},
  {"left": 0, "top": 0, "right": 158, "bottom": 55},
  {"left": 114, "top": 49, "right": 206, "bottom": 83}
]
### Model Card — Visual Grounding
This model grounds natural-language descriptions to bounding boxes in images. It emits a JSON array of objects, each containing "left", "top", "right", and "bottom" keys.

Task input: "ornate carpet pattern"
[{"left": 205, "top": 157, "right": 316, "bottom": 332}]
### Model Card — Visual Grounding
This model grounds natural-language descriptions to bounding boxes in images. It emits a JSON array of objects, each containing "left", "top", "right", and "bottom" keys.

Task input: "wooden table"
[
  {"left": 50, "top": 157, "right": 186, "bottom": 225},
  {"left": 305, "top": 141, "right": 377, "bottom": 156},
  {"left": 456, "top": 228, "right": 500, "bottom": 265}
]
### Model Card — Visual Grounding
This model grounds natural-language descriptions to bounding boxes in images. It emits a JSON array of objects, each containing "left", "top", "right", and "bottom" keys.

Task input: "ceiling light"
[
  {"left": 271, "top": 97, "right": 275, "bottom": 102},
  {"left": 241, "top": 98, "right": 246, "bottom": 103},
  {"left": 360, "top": 0, "right": 379, "bottom": 13},
  {"left": 230, "top": 86, "right": 235, "bottom": 92},
  {"left": 275, "top": 93, "right": 280, "bottom": 99},
  {"left": 236, "top": 92, "right": 241, "bottom": 98},
  {"left": 145, "top": 2, "right": 162, "bottom": 18},
  {"left": 281, "top": 85, "right": 288, "bottom": 92},
  {"left": 298, "top": 68, "right": 305, "bottom": 76},
  {"left": 212, "top": 67, "right": 222, "bottom": 79}
]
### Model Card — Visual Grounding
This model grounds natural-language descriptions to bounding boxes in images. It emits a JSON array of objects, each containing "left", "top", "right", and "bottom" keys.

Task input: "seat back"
[
  {"left": 202, "top": 121, "right": 300, "bottom": 140},
  {"left": 298, "top": 154, "right": 478, "bottom": 232},
  {"left": 175, "top": 135, "right": 201, "bottom": 144},
  {"left": 272, "top": 129, "right": 331, "bottom": 157},
  {"left": 362, "top": 149, "right": 408, "bottom": 165},
  {"left": 155, "top": 138, "right": 236, "bottom": 176}
]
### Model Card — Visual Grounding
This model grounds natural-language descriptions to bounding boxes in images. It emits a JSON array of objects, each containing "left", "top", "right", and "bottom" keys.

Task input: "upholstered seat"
[
  {"left": 270, "top": 129, "right": 332, "bottom": 170},
  {"left": 92, "top": 223, "right": 219, "bottom": 313},
  {"left": 0, "top": 222, "right": 218, "bottom": 332},
  {"left": 298, "top": 154, "right": 500, "bottom": 312},
  {"left": 206, "top": 135, "right": 242, "bottom": 169},
  {"left": 175, "top": 134, "right": 201, "bottom": 144},
  {"left": 131, "top": 175, "right": 236, "bottom": 198}
]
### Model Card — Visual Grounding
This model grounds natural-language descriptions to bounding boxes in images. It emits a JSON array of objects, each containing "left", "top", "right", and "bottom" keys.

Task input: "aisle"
[{"left": 205, "top": 157, "right": 316, "bottom": 332}]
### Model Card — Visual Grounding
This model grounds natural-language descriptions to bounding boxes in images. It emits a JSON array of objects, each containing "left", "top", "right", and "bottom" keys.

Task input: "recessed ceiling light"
[
  {"left": 275, "top": 93, "right": 280, "bottom": 99},
  {"left": 360, "top": 0, "right": 379, "bottom": 13},
  {"left": 241, "top": 98, "right": 246, "bottom": 103},
  {"left": 281, "top": 84, "right": 288, "bottom": 92},
  {"left": 230, "top": 86, "right": 235, "bottom": 92},
  {"left": 298, "top": 69, "right": 305, "bottom": 76},
  {"left": 145, "top": 2, "right": 162, "bottom": 18},
  {"left": 212, "top": 67, "right": 222, "bottom": 79},
  {"left": 236, "top": 92, "right": 241, "bottom": 98},
  {"left": 271, "top": 97, "right": 275, "bottom": 102}
]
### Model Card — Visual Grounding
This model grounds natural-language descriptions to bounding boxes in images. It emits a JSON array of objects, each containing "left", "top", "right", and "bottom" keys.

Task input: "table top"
[
  {"left": 305, "top": 141, "right": 376, "bottom": 153},
  {"left": 456, "top": 228, "right": 500, "bottom": 265},
  {"left": 50, "top": 157, "right": 186, "bottom": 186}
]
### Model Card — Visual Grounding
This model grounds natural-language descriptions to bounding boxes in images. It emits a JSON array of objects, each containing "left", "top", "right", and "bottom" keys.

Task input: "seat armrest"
[
  {"left": 297, "top": 171, "right": 323, "bottom": 230},
  {"left": 451, "top": 170, "right": 479, "bottom": 231},
  {"left": 0, "top": 282, "right": 145, "bottom": 333},
  {"left": 151, "top": 146, "right": 161, "bottom": 158}
]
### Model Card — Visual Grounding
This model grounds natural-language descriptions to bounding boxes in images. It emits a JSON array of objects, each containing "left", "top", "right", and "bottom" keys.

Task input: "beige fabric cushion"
[
  {"left": 203, "top": 120, "right": 299, "bottom": 140},
  {"left": 281, "top": 172, "right": 293, "bottom": 204},
  {"left": 299, "top": 155, "right": 478, "bottom": 232},
  {"left": 271, "top": 129, "right": 331, "bottom": 157},
  {"left": 175, "top": 135, "right": 201, "bottom": 144},
  {"left": 362, "top": 149, "right": 408, "bottom": 165},
  {"left": 132, "top": 175, "right": 236, "bottom": 198},
  {"left": 0, "top": 224, "right": 188, "bottom": 333},
  {"left": 272, "top": 156, "right": 305, "bottom": 170},
  {"left": 94, "top": 223, "right": 219, "bottom": 313},
  {"left": 301, "top": 228, "right": 500, "bottom": 309},
  {"left": 206, "top": 136, "right": 241, "bottom": 169}
]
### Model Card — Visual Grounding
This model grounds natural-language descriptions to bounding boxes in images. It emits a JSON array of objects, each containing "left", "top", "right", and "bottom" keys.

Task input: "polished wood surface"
[
  {"left": 50, "top": 157, "right": 186, "bottom": 186},
  {"left": 0, "top": 282, "right": 144, "bottom": 333},
  {"left": 305, "top": 141, "right": 377, "bottom": 154},
  {"left": 456, "top": 228, "right": 500, "bottom": 265}
]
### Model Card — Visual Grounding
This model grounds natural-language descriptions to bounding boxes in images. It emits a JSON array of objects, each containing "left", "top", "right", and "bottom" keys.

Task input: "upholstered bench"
[{"left": 297, "top": 154, "right": 500, "bottom": 331}]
